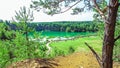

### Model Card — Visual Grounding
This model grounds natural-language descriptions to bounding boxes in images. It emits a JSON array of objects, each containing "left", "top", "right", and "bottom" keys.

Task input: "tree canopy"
[{"left": 30, "top": 0, "right": 98, "bottom": 15}]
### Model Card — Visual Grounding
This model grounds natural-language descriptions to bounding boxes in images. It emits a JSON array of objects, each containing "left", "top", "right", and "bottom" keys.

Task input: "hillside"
[{"left": 8, "top": 52, "right": 120, "bottom": 68}]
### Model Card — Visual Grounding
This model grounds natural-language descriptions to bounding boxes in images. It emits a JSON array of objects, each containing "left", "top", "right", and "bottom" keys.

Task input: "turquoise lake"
[{"left": 29, "top": 31, "right": 96, "bottom": 38}]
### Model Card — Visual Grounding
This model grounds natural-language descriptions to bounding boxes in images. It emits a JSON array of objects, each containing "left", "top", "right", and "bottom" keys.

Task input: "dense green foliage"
[
  {"left": 32, "top": 21, "right": 98, "bottom": 32},
  {"left": 0, "top": 22, "right": 16, "bottom": 41},
  {"left": 0, "top": 22, "right": 47, "bottom": 68},
  {"left": 7, "top": 21, "right": 98, "bottom": 32}
]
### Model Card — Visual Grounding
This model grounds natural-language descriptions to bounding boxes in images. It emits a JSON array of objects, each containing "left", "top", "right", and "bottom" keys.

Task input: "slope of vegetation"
[{"left": 0, "top": 21, "right": 120, "bottom": 68}]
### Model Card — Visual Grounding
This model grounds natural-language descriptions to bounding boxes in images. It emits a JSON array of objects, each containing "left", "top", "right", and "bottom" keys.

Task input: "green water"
[{"left": 30, "top": 31, "right": 96, "bottom": 38}]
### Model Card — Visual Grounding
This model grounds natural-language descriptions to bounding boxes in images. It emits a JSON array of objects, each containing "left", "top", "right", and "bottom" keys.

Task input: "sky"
[{"left": 0, "top": 0, "right": 94, "bottom": 22}]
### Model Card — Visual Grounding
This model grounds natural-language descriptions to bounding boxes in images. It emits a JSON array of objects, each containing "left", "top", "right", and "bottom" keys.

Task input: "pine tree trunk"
[{"left": 102, "top": 0, "right": 118, "bottom": 68}]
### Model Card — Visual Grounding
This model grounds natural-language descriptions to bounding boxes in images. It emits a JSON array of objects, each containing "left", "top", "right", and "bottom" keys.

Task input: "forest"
[
  {"left": 32, "top": 21, "right": 98, "bottom": 32},
  {"left": 6, "top": 21, "right": 98, "bottom": 32}
]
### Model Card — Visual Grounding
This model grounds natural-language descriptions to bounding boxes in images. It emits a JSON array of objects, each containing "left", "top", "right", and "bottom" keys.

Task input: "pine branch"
[
  {"left": 56, "top": 0, "right": 82, "bottom": 14},
  {"left": 85, "top": 42, "right": 102, "bottom": 67},
  {"left": 92, "top": 0, "right": 108, "bottom": 24}
]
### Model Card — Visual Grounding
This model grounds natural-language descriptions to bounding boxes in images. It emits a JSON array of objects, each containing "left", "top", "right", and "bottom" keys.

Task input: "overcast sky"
[{"left": 0, "top": 0, "right": 94, "bottom": 22}]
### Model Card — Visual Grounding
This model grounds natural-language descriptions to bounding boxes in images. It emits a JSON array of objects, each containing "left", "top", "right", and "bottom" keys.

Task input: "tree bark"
[{"left": 102, "top": 0, "right": 118, "bottom": 68}]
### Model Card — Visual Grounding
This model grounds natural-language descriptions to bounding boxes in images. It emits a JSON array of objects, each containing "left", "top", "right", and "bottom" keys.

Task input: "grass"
[
  {"left": 49, "top": 36, "right": 102, "bottom": 57},
  {"left": 0, "top": 35, "right": 103, "bottom": 67}
]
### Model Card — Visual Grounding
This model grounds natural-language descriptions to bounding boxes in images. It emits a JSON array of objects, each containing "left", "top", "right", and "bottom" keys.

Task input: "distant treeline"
[
  {"left": 31, "top": 21, "right": 98, "bottom": 32},
  {"left": 3, "top": 21, "right": 98, "bottom": 32}
]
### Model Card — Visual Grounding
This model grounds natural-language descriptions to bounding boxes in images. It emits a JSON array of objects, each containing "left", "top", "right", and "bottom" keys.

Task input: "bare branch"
[
  {"left": 57, "top": 0, "right": 82, "bottom": 14},
  {"left": 114, "top": 34, "right": 120, "bottom": 42},
  {"left": 92, "top": 0, "right": 108, "bottom": 24},
  {"left": 85, "top": 42, "right": 102, "bottom": 67},
  {"left": 92, "top": 0, "right": 104, "bottom": 16}
]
